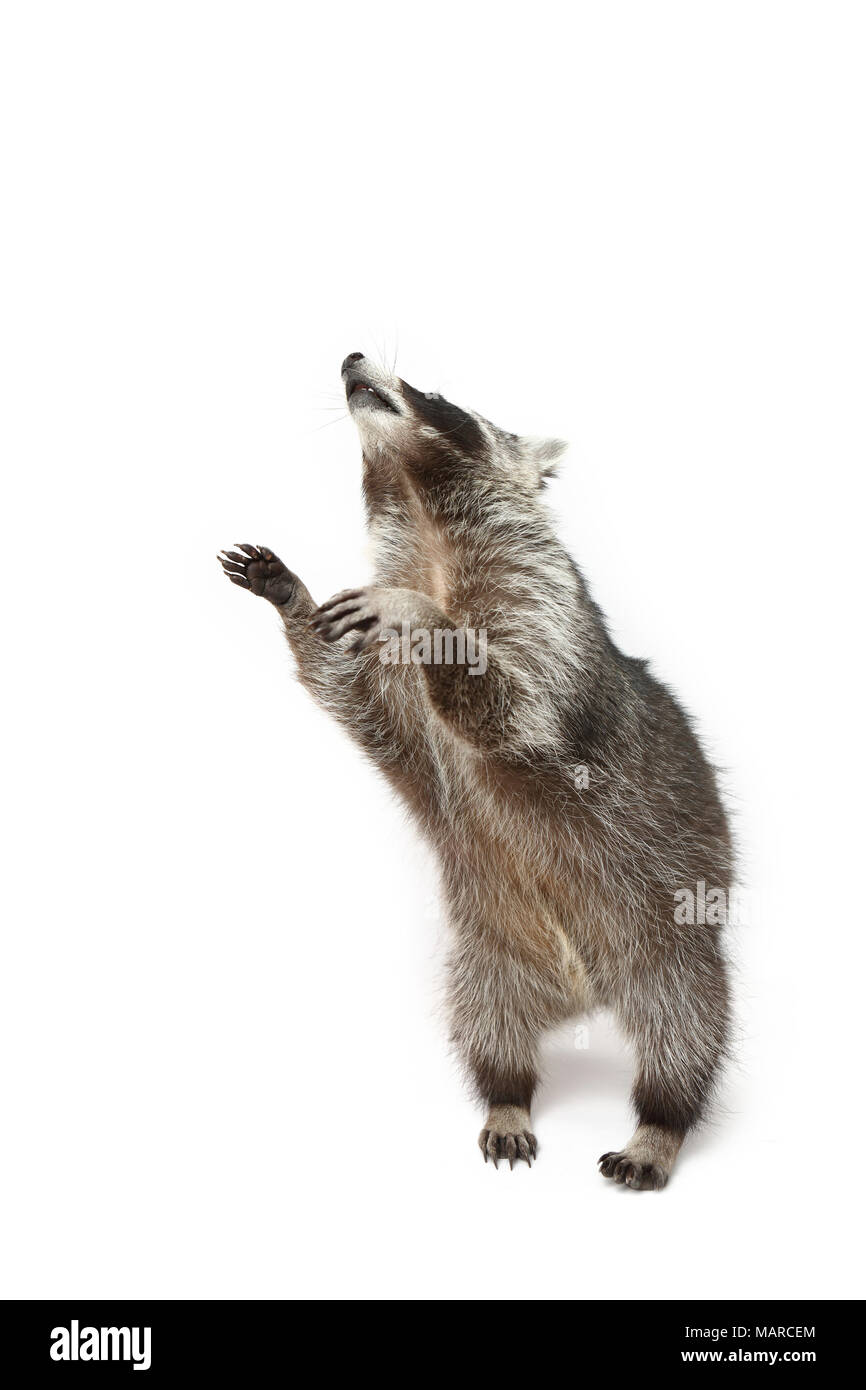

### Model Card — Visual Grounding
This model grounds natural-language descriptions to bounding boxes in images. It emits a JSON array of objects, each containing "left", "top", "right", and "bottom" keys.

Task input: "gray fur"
[{"left": 219, "top": 355, "right": 733, "bottom": 1189}]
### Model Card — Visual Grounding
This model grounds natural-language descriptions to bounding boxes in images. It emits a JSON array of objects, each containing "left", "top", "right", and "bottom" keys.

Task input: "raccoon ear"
[{"left": 521, "top": 436, "right": 569, "bottom": 483}]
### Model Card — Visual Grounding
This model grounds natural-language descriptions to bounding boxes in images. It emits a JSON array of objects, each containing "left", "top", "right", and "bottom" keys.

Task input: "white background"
[{"left": 2, "top": 2, "right": 864, "bottom": 1300}]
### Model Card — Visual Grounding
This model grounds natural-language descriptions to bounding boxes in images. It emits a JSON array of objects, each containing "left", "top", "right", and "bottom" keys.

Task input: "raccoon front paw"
[
  {"left": 598, "top": 1149, "right": 668, "bottom": 1191},
  {"left": 218, "top": 544, "right": 298, "bottom": 607},
  {"left": 308, "top": 585, "right": 412, "bottom": 653},
  {"left": 478, "top": 1106, "right": 537, "bottom": 1169},
  {"left": 309, "top": 588, "right": 378, "bottom": 648}
]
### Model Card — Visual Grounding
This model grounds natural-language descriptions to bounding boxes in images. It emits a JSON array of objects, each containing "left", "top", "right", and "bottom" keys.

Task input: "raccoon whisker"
[{"left": 311, "top": 414, "right": 350, "bottom": 432}]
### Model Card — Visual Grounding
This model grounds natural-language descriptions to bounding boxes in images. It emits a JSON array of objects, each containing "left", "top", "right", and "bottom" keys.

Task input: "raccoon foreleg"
[
  {"left": 309, "top": 585, "right": 517, "bottom": 753},
  {"left": 218, "top": 546, "right": 411, "bottom": 768}
]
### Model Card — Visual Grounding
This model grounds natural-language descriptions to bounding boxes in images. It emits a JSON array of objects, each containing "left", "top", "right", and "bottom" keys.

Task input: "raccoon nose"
[{"left": 341, "top": 352, "right": 365, "bottom": 374}]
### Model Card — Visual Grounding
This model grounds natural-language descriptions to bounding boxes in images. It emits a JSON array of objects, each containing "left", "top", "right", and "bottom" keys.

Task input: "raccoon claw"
[
  {"left": 309, "top": 588, "right": 382, "bottom": 647},
  {"left": 218, "top": 544, "right": 298, "bottom": 607},
  {"left": 478, "top": 1128, "right": 537, "bottom": 1169},
  {"left": 598, "top": 1150, "right": 667, "bottom": 1191}
]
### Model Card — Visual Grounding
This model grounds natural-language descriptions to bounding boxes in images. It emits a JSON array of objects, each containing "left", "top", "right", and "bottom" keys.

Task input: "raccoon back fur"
[{"left": 219, "top": 352, "right": 733, "bottom": 1190}]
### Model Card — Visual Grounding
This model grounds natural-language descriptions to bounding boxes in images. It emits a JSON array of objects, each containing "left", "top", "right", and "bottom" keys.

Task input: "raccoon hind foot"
[
  {"left": 598, "top": 1151, "right": 668, "bottom": 1190},
  {"left": 478, "top": 1105, "right": 537, "bottom": 1169},
  {"left": 598, "top": 1124, "right": 683, "bottom": 1191}
]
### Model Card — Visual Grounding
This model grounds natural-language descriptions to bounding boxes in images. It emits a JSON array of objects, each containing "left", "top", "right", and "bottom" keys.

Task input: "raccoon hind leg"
[
  {"left": 448, "top": 934, "right": 550, "bottom": 1170},
  {"left": 601, "top": 943, "right": 730, "bottom": 1191},
  {"left": 470, "top": 1035, "right": 539, "bottom": 1168}
]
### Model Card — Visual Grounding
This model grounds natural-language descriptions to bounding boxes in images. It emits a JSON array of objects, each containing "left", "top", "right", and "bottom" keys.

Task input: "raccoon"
[{"left": 219, "top": 352, "right": 733, "bottom": 1190}]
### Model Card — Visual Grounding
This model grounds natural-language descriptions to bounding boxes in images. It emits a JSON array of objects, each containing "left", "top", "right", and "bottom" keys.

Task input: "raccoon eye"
[{"left": 424, "top": 391, "right": 442, "bottom": 401}]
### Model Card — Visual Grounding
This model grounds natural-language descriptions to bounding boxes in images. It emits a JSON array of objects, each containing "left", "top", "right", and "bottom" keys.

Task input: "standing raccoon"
[{"left": 220, "top": 352, "right": 732, "bottom": 1190}]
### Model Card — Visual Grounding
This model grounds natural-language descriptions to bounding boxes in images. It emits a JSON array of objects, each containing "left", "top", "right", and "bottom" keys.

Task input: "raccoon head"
[{"left": 341, "top": 352, "right": 567, "bottom": 516}]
